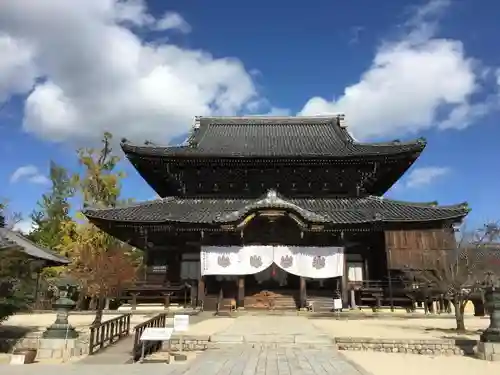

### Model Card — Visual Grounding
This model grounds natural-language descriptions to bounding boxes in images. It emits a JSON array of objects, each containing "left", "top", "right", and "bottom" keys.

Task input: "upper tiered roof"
[
  {"left": 122, "top": 116, "right": 426, "bottom": 158},
  {"left": 120, "top": 115, "right": 428, "bottom": 198}
]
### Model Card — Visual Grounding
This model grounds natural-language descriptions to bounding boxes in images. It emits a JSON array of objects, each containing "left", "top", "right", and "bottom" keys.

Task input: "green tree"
[
  {"left": 29, "top": 161, "right": 74, "bottom": 250},
  {"left": 59, "top": 132, "right": 135, "bottom": 324},
  {"left": 0, "top": 199, "right": 23, "bottom": 229},
  {"left": 0, "top": 207, "right": 34, "bottom": 322}
]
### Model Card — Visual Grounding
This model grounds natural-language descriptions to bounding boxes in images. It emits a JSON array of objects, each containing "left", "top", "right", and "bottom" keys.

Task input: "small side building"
[{"left": 1, "top": 216, "right": 69, "bottom": 308}]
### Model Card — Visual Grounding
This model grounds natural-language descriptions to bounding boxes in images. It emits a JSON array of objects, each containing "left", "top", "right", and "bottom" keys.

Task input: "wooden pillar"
[
  {"left": 237, "top": 276, "right": 245, "bottom": 309},
  {"left": 387, "top": 268, "right": 394, "bottom": 312},
  {"left": 198, "top": 276, "right": 205, "bottom": 308},
  {"left": 131, "top": 292, "right": 139, "bottom": 311},
  {"left": 162, "top": 293, "right": 170, "bottom": 308},
  {"left": 386, "top": 247, "right": 394, "bottom": 312},
  {"left": 300, "top": 277, "right": 307, "bottom": 309},
  {"left": 342, "top": 260, "right": 348, "bottom": 308}
]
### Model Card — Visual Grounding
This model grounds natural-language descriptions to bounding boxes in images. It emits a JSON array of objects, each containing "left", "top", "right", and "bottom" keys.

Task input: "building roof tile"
[
  {"left": 121, "top": 116, "right": 426, "bottom": 158},
  {"left": 0, "top": 227, "right": 70, "bottom": 265},
  {"left": 84, "top": 190, "right": 469, "bottom": 225}
]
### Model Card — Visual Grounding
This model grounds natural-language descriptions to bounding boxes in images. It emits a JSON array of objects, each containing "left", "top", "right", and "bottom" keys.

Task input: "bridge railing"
[
  {"left": 88, "top": 313, "right": 131, "bottom": 355},
  {"left": 131, "top": 312, "right": 167, "bottom": 362}
]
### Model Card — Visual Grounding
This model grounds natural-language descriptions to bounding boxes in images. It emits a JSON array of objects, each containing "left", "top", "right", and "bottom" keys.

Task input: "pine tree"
[{"left": 29, "top": 161, "right": 74, "bottom": 250}]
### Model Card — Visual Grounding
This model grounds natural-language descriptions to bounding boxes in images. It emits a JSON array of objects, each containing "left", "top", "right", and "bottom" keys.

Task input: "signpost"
[
  {"left": 173, "top": 314, "right": 189, "bottom": 353},
  {"left": 139, "top": 327, "right": 173, "bottom": 363},
  {"left": 333, "top": 298, "right": 342, "bottom": 318}
]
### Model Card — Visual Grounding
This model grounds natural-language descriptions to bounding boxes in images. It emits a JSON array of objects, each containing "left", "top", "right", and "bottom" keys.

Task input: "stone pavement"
[
  {"left": 210, "top": 315, "right": 335, "bottom": 346},
  {"left": 0, "top": 345, "right": 367, "bottom": 375}
]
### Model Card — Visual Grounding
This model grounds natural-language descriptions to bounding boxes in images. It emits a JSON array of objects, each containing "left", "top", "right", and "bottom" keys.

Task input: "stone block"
[
  {"left": 174, "top": 353, "right": 188, "bottom": 361},
  {"left": 476, "top": 341, "right": 500, "bottom": 361},
  {"left": 294, "top": 335, "right": 333, "bottom": 345},
  {"left": 245, "top": 334, "right": 294, "bottom": 343},
  {"left": 36, "top": 349, "right": 54, "bottom": 360},
  {"left": 210, "top": 334, "right": 244, "bottom": 343}
]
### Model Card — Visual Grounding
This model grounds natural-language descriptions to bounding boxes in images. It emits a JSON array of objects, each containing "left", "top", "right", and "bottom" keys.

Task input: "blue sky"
[{"left": 0, "top": 0, "right": 499, "bottom": 231}]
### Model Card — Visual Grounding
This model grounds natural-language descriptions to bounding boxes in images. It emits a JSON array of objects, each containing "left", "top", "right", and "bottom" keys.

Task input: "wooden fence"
[
  {"left": 88, "top": 313, "right": 131, "bottom": 355},
  {"left": 131, "top": 313, "right": 167, "bottom": 362}
]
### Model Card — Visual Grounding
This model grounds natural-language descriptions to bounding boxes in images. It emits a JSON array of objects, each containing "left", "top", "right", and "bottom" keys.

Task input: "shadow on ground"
[{"left": 0, "top": 325, "right": 35, "bottom": 352}]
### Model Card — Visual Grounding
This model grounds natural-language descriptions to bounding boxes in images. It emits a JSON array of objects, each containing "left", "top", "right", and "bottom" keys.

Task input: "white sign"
[
  {"left": 333, "top": 298, "right": 343, "bottom": 310},
  {"left": 10, "top": 354, "right": 25, "bottom": 365},
  {"left": 140, "top": 327, "right": 173, "bottom": 341},
  {"left": 173, "top": 314, "right": 190, "bottom": 332}
]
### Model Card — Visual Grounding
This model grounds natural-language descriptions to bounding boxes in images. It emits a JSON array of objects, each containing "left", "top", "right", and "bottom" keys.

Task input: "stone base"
[
  {"left": 174, "top": 353, "right": 187, "bottom": 361},
  {"left": 476, "top": 341, "right": 500, "bottom": 361},
  {"left": 42, "top": 325, "right": 79, "bottom": 339},
  {"left": 33, "top": 338, "right": 88, "bottom": 360}
]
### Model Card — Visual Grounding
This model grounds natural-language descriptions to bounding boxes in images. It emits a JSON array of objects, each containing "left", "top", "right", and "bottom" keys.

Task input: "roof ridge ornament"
[
  {"left": 266, "top": 189, "right": 278, "bottom": 200},
  {"left": 194, "top": 116, "right": 201, "bottom": 129},
  {"left": 337, "top": 114, "right": 346, "bottom": 128}
]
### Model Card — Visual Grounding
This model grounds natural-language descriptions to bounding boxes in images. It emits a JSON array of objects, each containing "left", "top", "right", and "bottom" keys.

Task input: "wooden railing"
[
  {"left": 131, "top": 312, "right": 167, "bottom": 362},
  {"left": 88, "top": 313, "right": 131, "bottom": 355}
]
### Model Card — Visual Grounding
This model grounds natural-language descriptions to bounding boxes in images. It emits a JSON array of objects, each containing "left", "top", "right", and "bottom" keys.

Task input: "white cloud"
[
  {"left": 0, "top": 0, "right": 264, "bottom": 143},
  {"left": 300, "top": 0, "right": 494, "bottom": 139},
  {"left": 155, "top": 12, "right": 191, "bottom": 33},
  {"left": 0, "top": 34, "right": 37, "bottom": 102},
  {"left": 10, "top": 165, "right": 50, "bottom": 185},
  {"left": 12, "top": 219, "right": 37, "bottom": 234},
  {"left": 405, "top": 166, "right": 450, "bottom": 188}
]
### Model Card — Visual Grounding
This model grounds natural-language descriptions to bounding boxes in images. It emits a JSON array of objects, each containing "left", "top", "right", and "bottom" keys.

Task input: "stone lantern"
[
  {"left": 480, "top": 285, "right": 500, "bottom": 343},
  {"left": 42, "top": 282, "right": 79, "bottom": 339}
]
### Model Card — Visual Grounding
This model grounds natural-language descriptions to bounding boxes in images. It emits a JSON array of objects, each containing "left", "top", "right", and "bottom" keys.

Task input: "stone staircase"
[
  {"left": 244, "top": 291, "right": 298, "bottom": 310},
  {"left": 307, "top": 296, "right": 336, "bottom": 312}
]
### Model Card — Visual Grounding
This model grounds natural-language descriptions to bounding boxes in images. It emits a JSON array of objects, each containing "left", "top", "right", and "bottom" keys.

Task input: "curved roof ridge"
[
  {"left": 371, "top": 196, "right": 469, "bottom": 210},
  {"left": 218, "top": 189, "right": 328, "bottom": 223},
  {"left": 199, "top": 115, "right": 338, "bottom": 122},
  {"left": 83, "top": 197, "right": 175, "bottom": 214},
  {"left": 353, "top": 137, "right": 427, "bottom": 147},
  {"left": 121, "top": 142, "right": 189, "bottom": 154}
]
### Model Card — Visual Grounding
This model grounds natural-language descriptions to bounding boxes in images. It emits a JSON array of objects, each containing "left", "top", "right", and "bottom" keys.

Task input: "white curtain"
[
  {"left": 273, "top": 246, "right": 344, "bottom": 279},
  {"left": 201, "top": 245, "right": 344, "bottom": 279},
  {"left": 201, "top": 245, "right": 273, "bottom": 275}
]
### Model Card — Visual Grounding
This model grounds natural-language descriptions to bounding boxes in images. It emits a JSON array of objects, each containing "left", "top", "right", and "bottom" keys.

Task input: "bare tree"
[{"left": 405, "top": 223, "right": 500, "bottom": 332}]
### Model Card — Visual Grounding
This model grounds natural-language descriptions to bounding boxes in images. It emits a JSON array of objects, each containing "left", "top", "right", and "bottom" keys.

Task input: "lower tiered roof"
[
  {"left": 84, "top": 190, "right": 469, "bottom": 226},
  {"left": 0, "top": 227, "right": 69, "bottom": 266}
]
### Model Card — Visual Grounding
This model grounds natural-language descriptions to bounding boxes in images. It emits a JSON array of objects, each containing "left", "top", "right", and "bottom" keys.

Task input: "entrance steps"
[
  {"left": 244, "top": 294, "right": 298, "bottom": 310},
  {"left": 307, "top": 296, "right": 336, "bottom": 312},
  {"left": 209, "top": 333, "right": 336, "bottom": 348}
]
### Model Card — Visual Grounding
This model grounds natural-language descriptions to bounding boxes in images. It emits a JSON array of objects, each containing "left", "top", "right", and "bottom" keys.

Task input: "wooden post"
[
  {"left": 197, "top": 277, "right": 205, "bottom": 308},
  {"left": 162, "top": 293, "right": 170, "bottom": 309},
  {"left": 341, "top": 261, "right": 348, "bottom": 308},
  {"left": 386, "top": 248, "right": 394, "bottom": 312},
  {"left": 131, "top": 292, "right": 139, "bottom": 311},
  {"left": 299, "top": 277, "right": 307, "bottom": 309},
  {"left": 387, "top": 268, "right": 394, "bottom": 312},
  {"left": 237, "top": 276, "right": 245, "bottom": 309}
]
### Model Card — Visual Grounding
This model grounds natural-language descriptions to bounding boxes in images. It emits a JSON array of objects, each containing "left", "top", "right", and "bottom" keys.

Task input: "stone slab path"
[
  {"left": 0, "top": 345, "right": 366, "bottom": 375},
  {"left": 210, "top": 316, "right": 335, "bottom": 346}
]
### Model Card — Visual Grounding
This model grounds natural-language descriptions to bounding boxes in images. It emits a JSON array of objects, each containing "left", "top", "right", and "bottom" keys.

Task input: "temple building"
[{"left": 84, "top": 116, "right": 469, "bottom": 311}]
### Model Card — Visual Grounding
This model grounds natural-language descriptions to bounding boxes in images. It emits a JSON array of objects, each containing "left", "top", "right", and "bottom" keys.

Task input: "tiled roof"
[
  {"left": 0, "top": 228, "right": 70, "bottom": 265},
  {"left": 121, "top": 116, "right": 426, "bottom": 158},
  {"left": 84, "top": 190, "right": 469, "bottom": 225}
]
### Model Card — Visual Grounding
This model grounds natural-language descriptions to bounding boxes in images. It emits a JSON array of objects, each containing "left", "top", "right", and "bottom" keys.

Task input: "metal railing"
[
  {"left": 88, "top": 313, "right": 131, "bottom": 355},
  {"left": 131, "top": 312, "right": 167, "bottom": 362}
]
